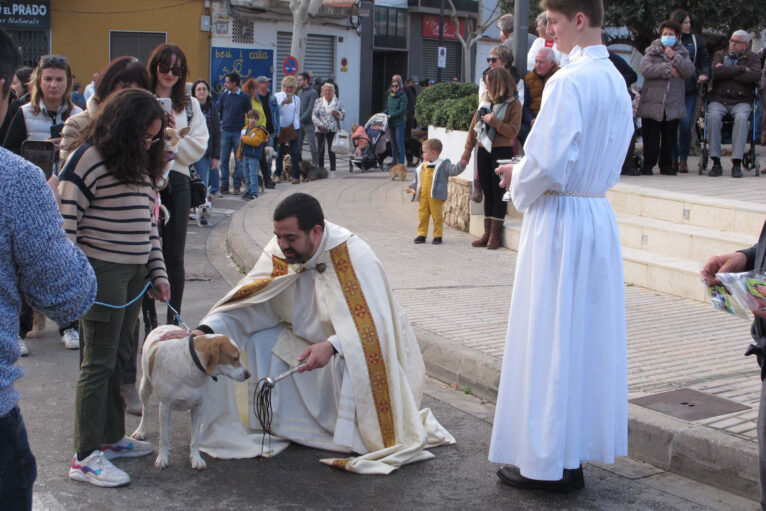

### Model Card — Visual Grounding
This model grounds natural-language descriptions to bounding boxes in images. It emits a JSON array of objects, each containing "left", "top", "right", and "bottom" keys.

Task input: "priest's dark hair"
[{"left": 273, "top": 193, "right": 325, "bottom": 232}]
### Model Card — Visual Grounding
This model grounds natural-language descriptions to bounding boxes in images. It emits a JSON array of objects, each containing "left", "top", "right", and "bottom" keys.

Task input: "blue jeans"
[
  {"left": 194, "top": 156, "right": 211, "bottom": 188},
  {"left": 672, "top": 93, "right": 697, "bottom": 162},
  {"left": 243, "top": 156, "right": 260, "bottom": 196},
  {"left": 208, "top": 164, "right": 220, "bottom": 194},
  {"left": 0, "top": 407, "right": 36, "bottom": 510},
  {"left": 220, "top": 130, "right": 243, "bottom": 190},
  {"left": 390, "top": 124, "right": 406, "bottom": 165}
]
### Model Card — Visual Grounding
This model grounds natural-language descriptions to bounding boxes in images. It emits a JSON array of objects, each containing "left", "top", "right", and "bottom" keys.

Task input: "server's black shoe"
[{"left": 497, "top": 465, "right": 584, "bottom": 494}]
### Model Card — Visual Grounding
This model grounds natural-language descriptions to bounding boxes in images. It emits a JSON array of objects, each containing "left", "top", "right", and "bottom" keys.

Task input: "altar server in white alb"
[
  {"left": 491, "top": 0, "right": 633, "bottom": 493},
  {"left": 160, "top": 193, "right": 454, "bottom": 474}
]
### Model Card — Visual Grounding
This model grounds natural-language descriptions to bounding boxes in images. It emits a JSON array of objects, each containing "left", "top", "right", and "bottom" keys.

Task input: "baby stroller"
[{"left": 349, "top": 113, "right": 388, "bottom": 172}]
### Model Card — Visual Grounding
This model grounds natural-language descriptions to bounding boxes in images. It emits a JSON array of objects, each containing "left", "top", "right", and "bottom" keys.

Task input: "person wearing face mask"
[
  {"left": 706, "top": 30, "right": 762, "bottom": 178},
  {"left": 636, "top": 20, "right": 694, "bottom": 176}
]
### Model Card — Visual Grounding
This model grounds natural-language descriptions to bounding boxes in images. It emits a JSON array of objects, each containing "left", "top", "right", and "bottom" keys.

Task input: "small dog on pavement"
[
  {"left": 132, "top": 325, "right": 250, "bottom": 470},
  {"left": 389, "top": 163, "right": 408, "bottom": 181},
  {"left": 298, "top": 161, "right": 328, "bottom": 182}
]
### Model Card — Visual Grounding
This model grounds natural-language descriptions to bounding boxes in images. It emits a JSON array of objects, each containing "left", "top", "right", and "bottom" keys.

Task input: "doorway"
[{"left": 371, "top": 50, "right": 408, "bottom": 116}]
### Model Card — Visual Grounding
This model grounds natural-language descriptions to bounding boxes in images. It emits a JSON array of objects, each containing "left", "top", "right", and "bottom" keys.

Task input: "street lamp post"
[
  {"left": 513, "top": 0, "right": 529, "bottom": 78},
  {"left": 438, "top": 0, "right": 444, "bottom": 83}
]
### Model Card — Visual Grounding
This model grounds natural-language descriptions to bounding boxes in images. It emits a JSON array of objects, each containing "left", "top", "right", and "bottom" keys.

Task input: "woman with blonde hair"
[
  {"left": 462, "top": 67, "right": 521, "bottom": 250},
  {"left": 312, "top": 82, "right": 345, "bottom": 174},
  {"left": 274, "top": 75, "right": 302, "bottom": 183}
]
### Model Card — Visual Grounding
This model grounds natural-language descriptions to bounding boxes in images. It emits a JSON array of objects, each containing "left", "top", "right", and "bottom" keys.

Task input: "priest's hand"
[
  {"left": 495, "top": 163, "right": 514, "bottom": 190},
  {"left": 298, "top": 341, "right": 335, "bottom": 372},
  {"left": 700, "top": 251, "right": 747, "bottom": 286}
]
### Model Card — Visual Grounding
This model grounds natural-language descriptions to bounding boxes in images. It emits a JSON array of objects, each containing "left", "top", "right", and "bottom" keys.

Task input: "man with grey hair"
[
  {"left": 520, "top": 47, "right": 559, "bottom": 142},
  {"left": 526, "top": 12, "right": 562, "bottom": 72},
  {"left": 707, "top": 29, "right": 761, "bottom": 178},
  {"left": 497, "top": 14, "right": 537, "bottom": 54}
]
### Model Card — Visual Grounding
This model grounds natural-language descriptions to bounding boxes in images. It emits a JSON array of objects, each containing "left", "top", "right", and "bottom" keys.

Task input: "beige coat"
[{"left": 636, "top": 40, "right": 694, "bottom": 122}]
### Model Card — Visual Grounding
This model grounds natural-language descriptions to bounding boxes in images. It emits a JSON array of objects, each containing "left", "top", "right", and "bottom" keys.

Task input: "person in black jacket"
[
  {"left": 701, "top": 226, "right": 766, "bottom": 510},
  {"left": 604, "top": 42, "right": 640, "bottom": 176},
  {"left": 192, "top": 79, "right": 221, "bottom": 203},
  {"left": 670, "top": 9, "right": 710, "bottom": 173}
]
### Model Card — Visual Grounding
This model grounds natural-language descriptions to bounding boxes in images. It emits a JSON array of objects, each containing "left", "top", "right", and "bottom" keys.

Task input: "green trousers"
[{"left": 74, "top": 259, "right": 145, "bottom": 453}]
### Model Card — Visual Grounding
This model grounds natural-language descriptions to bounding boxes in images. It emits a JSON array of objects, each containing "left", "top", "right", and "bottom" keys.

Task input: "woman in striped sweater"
[{"left": 59, "top": 89, "right": 170, "bottom": 487}]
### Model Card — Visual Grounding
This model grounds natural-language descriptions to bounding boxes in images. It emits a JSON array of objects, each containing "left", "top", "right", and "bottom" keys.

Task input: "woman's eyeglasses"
[
  {"left": 158, "top": 62, "right": 185, "bottom": 77},
  {"left": 487, "top": 56, "right": 500, "bottom": 63}
]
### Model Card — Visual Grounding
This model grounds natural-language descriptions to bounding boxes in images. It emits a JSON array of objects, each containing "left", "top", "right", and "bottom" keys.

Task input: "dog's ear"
[
  {"left": 195, "top": 335, "right": 220, "bottom": 374},
  {"left": 179, "top": 126, "right": 191, "bottom": 138}
]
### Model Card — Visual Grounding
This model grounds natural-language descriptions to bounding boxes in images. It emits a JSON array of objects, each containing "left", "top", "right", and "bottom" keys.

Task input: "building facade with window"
[
  {"left": 48, "top": 1, "right": 208, "bottom": 91},
  {"left": 211, "top": 0, "right": 362, "bottom": 126},
  {"left": 368, "top": 0, "right": 478, "bottom": 116}
]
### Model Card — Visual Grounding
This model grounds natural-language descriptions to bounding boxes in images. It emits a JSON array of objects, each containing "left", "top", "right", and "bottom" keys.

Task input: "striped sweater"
[{"left": 58, "top": 145, "right": 168, "bottom": 286}]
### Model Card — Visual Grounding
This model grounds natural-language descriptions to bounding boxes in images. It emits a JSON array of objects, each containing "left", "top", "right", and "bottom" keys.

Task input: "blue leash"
[
  {"left": 93, "top": 282, "right": 191, "bottom": 333},
  {"left": 94, "top": 282, "right": 152, "bottom": 309}
]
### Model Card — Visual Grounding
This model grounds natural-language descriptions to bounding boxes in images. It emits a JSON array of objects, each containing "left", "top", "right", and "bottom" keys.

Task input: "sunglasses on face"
[
  {"left": 391, "top": 84, "right": 400, "bottom": 88},
  {"left": 158, "top": 62, "right": 185, "bottom": 77},
  {"left": 41, "top": 54, "right": 68, "bottom": 65},
  {"left": 144, "top": 135, "right": 162, "bottom": 146},
  {"left": 487, "top": 57, "right": 500, "bottom": 63}
]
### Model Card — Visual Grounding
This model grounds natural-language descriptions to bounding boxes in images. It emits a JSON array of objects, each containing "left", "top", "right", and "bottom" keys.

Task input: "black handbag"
[{"left": 189, "top": 168, "right": 207, "bottom": 209}]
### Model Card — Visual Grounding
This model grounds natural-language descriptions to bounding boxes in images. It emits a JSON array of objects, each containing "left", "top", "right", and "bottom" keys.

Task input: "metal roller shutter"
[
  {"left": 421, "top": 39, "right": 461, "bottom": 82},
  {"left": 276, "top": 32, "right": 335, "bottom": 86}
]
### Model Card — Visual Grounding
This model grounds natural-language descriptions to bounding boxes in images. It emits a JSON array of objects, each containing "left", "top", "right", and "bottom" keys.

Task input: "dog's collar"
[{"left": 188, "top": 334, "right": 217, "bottom": 382}]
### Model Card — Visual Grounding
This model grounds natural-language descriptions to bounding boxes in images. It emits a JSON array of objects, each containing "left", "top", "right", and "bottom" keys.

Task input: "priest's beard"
[{"left": 282, "top": 236, "right": 316, "bottom": 264}]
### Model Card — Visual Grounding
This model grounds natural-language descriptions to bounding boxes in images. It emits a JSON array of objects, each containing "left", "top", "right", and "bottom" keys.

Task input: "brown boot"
[
  {"left": 472, "top": 218, "right": 491, "bottom": 247},
  {"left": 487, "top": 218, "right": 503, "bottom": 250}
]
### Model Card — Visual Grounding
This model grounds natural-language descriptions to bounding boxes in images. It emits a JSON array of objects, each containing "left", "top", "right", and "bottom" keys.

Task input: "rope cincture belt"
[
  {"left": 188, "top": 334, "right": 217, "bottom": 381},
  {"left": 544, "top": 190, "right": 606, "bottom": 198}
]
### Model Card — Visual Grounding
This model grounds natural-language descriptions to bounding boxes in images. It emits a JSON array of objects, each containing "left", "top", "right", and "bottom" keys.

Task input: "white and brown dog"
[{"left": 132, "top": 325, "right": 250, "bottom": 470}]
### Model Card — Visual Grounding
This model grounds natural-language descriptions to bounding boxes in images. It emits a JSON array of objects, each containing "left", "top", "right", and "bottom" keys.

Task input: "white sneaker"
[
  {"left": 61, "top": 328, "right": 79, "bottom": 350},
  {"left": 18, "top": 336, "right": 29, "bottom": 356},
  {"left": 69, "top": 451, "right": 131, "bottom": 487},
  {"left": 101, "top": 436, "right": 153, "bottom": 459}
]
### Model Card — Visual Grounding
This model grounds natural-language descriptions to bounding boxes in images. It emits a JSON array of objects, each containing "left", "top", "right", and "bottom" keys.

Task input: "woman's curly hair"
[{"left": 74, "top": 89, "right": 166, "bottom": 185}]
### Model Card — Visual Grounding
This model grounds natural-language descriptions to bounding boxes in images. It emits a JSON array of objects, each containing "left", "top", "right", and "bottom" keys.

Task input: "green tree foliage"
[
  {"left": 415, "top": 82, "right": 479, "bottom": 131},
  {"left": 604, "top": 0, "right": 766, "bottom": 52}
]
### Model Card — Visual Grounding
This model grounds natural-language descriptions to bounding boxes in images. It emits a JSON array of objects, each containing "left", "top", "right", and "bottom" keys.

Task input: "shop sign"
[
  {"left": 421, "top": 14, "right": 465, "bottom": 40},
  {"left": 0, "top": 1, "right": 50, "bottom": 29}
]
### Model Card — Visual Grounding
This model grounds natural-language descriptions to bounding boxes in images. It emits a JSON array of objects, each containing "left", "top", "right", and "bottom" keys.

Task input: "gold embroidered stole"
[
  {"left": 223, "top": 255, "right": 288, "bottom": 304},
  {"left": 330, "top": 242, "right": 395, "bottom": 448}
]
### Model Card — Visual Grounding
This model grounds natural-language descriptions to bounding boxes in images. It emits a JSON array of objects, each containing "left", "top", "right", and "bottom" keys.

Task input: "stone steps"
[{"left": 472, "top": 184, "right": 765, "bottom": 302}]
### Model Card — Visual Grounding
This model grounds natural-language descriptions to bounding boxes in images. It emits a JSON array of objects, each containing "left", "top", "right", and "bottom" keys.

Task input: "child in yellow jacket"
[
  {"left": 407, "top": 138, "right": 465, "bottom": 244},
  {"left": 237, "top": 110, "right": 269, "bottom": 200}
]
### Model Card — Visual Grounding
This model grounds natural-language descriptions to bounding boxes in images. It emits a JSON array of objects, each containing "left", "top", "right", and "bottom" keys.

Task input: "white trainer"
[
  {"left": 101, "top": 436, "right": 153, "bottom": 459},
  {"left": 61, "top": 328, "right": 79, "bottom": 350},
  {"left": 69, "top": 451, "right": 131, "bottom": 487},
  {"left": 18, "top": 336, "right": 29, "bottom": 356}
]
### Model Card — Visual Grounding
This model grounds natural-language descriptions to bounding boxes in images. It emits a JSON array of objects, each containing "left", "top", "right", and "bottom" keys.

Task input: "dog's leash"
[{"left": 93, "top": 283, "right": 191, "bottom": 334}]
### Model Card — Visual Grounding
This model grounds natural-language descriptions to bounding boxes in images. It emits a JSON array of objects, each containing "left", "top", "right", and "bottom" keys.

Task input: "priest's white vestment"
[
  {"left": 196, "top": 221, "right": 454, "bottom": 474},
  {"left": 489, "top": 45, "right": 633, "bottom": 480}
]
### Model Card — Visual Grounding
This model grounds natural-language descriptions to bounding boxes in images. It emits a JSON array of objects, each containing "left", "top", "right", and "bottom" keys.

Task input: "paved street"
[{"left": 16, "top": 160, "right": 760, "bottom": 509}]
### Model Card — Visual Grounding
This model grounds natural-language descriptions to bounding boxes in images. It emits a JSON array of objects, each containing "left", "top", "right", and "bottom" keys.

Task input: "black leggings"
[
  {"left": 316, "top": 131, "right": 336, "bottom": 170},
  {"left": 159, "top": 171, "right": 190, "bottom": 323},
  {"left": 477, "top": 145, "right": 514, "bottom": 219}
]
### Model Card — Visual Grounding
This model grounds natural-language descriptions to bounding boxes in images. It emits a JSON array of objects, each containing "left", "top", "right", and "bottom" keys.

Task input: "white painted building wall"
[{"left": 210, "top": 3, "right": 362, "bottom": 125}]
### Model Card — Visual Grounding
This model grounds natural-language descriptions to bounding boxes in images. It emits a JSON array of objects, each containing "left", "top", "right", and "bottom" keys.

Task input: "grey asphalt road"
[{"left": 16, "top": 190, "right": 757, "bottom": 510}]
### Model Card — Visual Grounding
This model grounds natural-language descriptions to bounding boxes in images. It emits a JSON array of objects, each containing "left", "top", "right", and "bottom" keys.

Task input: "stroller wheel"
[{"left": 632, "top": 154, "right": 643, "bottom": 171}]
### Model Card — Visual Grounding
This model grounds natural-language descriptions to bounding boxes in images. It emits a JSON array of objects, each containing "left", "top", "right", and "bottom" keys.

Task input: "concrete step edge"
[
  {"left": 611, "top": 183, "right": 766, "bottom": 215},
  {"left": 615, "top": 212, "right": 758, "bottom": 246}
]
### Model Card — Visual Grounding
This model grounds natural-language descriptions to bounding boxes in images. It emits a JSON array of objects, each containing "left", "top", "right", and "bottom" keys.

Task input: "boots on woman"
[
  {"left": 487, "top": 218, "right": 504, "bottom": 250},
  {"left": 472, "top": 218, "right": 491, "bottom": 247}
]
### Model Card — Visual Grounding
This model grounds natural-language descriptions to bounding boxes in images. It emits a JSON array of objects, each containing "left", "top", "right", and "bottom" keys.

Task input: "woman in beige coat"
[{"left": 636, "top": 20, "right": 694, "bottom": 175}]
